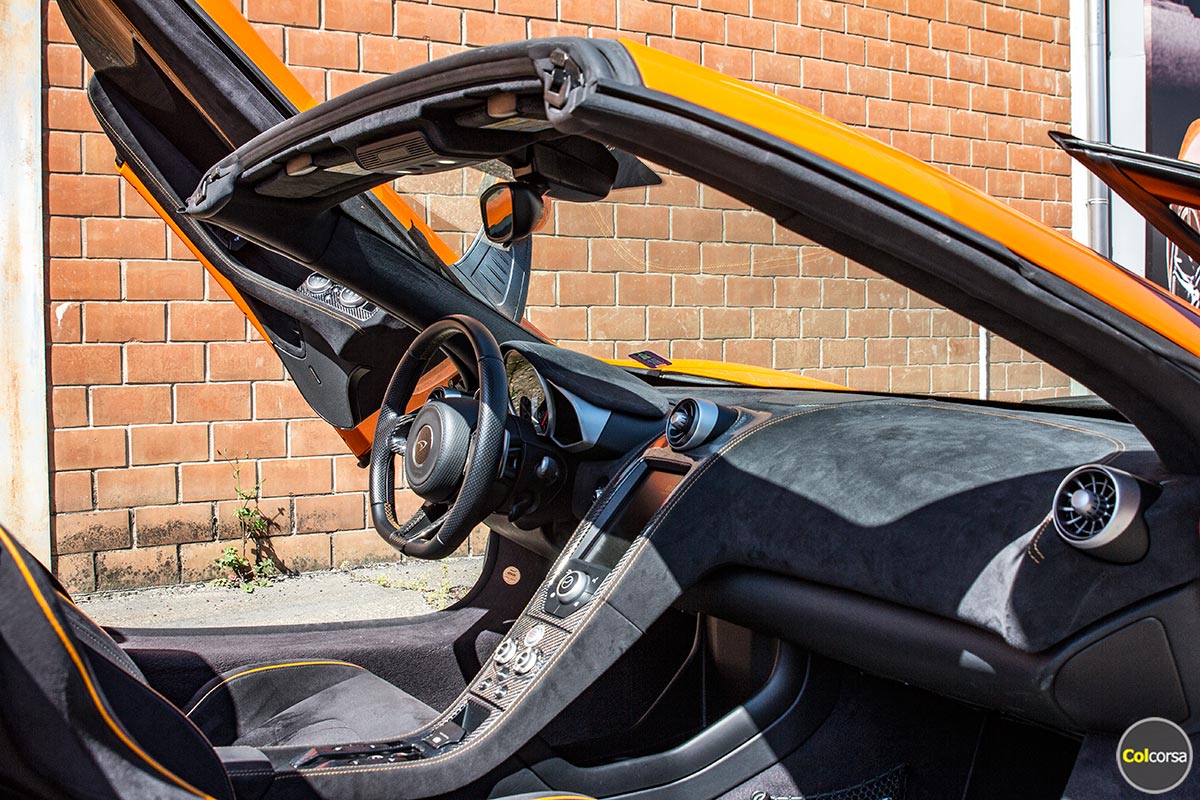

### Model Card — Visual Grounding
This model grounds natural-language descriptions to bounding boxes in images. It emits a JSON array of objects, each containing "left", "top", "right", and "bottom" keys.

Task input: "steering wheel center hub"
[
  {"left": 404, "top": 401, "right": 473, "bottom": 503},
  {"left": 412, "top": 424, "right": 435, "bottom": 467}
]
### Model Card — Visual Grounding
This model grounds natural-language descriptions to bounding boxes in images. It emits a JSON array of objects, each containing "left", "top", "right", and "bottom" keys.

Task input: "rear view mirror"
[{"left": 480, "top": 182, "right": 546, "bottom": 244}]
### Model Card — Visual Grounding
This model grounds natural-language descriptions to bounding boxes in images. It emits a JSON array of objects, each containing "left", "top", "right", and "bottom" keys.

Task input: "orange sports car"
[{"left": 6, "top": 0, "right": 1200, "bottom": 797}]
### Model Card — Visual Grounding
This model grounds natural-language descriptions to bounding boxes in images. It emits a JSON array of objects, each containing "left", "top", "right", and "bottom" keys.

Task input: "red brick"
[
  {"left": 760, "top": 0, "right": 801, "bottom": 23},
  {"left": 130, "top": 424, "right": 209, "bottom": 466},
  {"left": 287, "top": 29, "right": 359, "bottom": 69},
  {"left": 125, "top": 261, "right": 205, "bottom": 300},
  {"left": 47, "top": 88, "right": 101, "bottom": 132},
  {"left": 54, "top": 471, "right": 93, "bottom": 513},
  {"left": 394, "top": 2, "right": 462, "bottom": 42},
  {"left": 618, "top": 273, "right": 672, "bottom": 305},
  {"left": 464, "top": 12, "right": 525, "bottom": 45},
  {"left": 702, "top": 308, "right": 751, "bottom": 337},
  {"left": 55, "top": 553, "right": 95, "bottom": 594},
  {"left": 49, "top": 301, "right": 81, "bottom": 344},
  {"left": 96, "top": 545, "right": 179, "bottom": 590},
  {"left": 323, "top": 458, "right": 367, "bottom": 498},
  {"left": 563, "top": 0, "right": 617, "bottom": 25},
  {"left": 136, "top": 504, "right": 215, "bottom": 547},
  {"left": 254, "top": 382, "right": 318, "bottom": 419},
  {"left": 757, "top": 51, "right": 803, "bottom": 85},
  {"left": 96, "top": 466, "right": 176, "bottom": 509},
  {"left": 647, "top": 307, "right": 700, "bottom": 339},
  {"left": 326, "top": 0, "right": 393, "bottom": 32},
  {"left": 559, "top": 273, "right": 616, "bottom": 306},
  {"left": 260, "top": 458, "right": 333, "bottom": 497},
  {"left": 246, "top": 0, "right": 319, "bottom": 26},
  {"left": 289, "top": 419, "right": 348, "bottom": 456},
  {"left": 527, "top": 307, "right": 588, "bottom": 339},
  {"left": 332, "top": 529, "right": 404, "bottom": 568},
  {"left": 176, "top": 384, "right": 251, "bottom": 422},
  {"left": 296, "top": 494, "right": 364, "bottom": 534},
  {"left": 81, "top": 132, "right": 117, "bottom": 173},
  {"left": 49, "top": 218, "right": 82, "bottom": 257},
  {"left": 674, "top": 7, "right": 723, "bottom": 41},
  {"left": 362, "top": 37, "right": 430, "bottom": 74},
  {"left": 214, "top": 421, "right": 287, "bottom": 460},
  {"left": 269, "top": 533, "right": 332, "bottom": 573},
  {"left": 168, "top": 301, "right": 246, "bottom": 341},
  {"left": 126, "top": 343, "right": 205, "bottom": 383},
  {"left": 56, "top": 509, "right": 131, "bottom": 554},
  {"left": 84, "top": 218, "right": 166, "bottom": 259},
  {"left": 49, "top": 259, "right": 120, "bottom": 300},
  {"left": 208, "top": 342, "right": 284, "bottom": 381},
  {"left": 49, "top": 174, "right": 120, "bottom": 217},
  {"left": 90, "top": 385, "right": 170, "bottom": 426},
  {"left": 83, "top": 303, "right": 165, "bottom": 343},
  {"left": 590, "top": 307, "right": 646, "bottom": 340},
  {"left": 619, "top": 0, "right": 671, "bottom": 34},
  {"left": 180, "top": 462, "right": 242, "bottom": 503},
  {"left": 54, "top": 428, "right": 126, "bottom": 471},
  {"left": 52, "top": 387, "right": 89, "bottom": 428}
]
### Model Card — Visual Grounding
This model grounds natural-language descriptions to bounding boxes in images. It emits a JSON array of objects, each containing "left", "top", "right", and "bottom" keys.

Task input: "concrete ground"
[{"left": 76, "top": 557, "right": 486, "bottom": 628}]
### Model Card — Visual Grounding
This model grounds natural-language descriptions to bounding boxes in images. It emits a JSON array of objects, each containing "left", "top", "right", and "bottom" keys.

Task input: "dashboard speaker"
[{"left": 1052, "top": 465, "right": 1150, "bottom": 563}]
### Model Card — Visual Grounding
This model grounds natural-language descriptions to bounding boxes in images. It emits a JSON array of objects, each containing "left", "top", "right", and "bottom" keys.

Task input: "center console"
[{"left": 285, "top": 454, "right": 687, "bottom": 779}]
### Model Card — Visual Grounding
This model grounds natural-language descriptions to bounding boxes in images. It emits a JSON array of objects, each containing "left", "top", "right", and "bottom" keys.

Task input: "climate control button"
[
  {"left": 513, "top": 647, "right": 541, "bottom": 676},
  {"left": 494, "top": 639, "right": 518, "bottom": 665}
]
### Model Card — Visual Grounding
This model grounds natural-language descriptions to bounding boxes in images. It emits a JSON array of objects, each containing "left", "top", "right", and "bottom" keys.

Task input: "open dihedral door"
[{"left": 58, "top": 0, "right": 535, "bottom": 457}]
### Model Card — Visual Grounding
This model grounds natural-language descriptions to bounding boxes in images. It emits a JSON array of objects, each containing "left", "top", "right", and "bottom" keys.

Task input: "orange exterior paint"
[
  {"left": 604, "top": 357, "right": 849, "bottom": 391},
  {"left": 621, "top": 40, "right": 1200, "bottom": 362},
  {"left": 118, "top": 163, "right": 272, "bottom": 344}
]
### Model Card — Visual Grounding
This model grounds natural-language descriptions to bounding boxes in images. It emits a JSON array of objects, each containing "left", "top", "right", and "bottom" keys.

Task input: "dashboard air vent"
[
  {"left": 1052, "top": 465, "right": 1148, "bottom": 563},
  {"left": 666, "top": 398, "right": 734, "bottom": 451}
]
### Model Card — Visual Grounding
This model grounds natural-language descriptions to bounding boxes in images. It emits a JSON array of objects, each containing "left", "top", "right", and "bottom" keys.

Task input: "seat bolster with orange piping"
[{"left": 0, "top": 526, "right": 233, "bottom": 800}]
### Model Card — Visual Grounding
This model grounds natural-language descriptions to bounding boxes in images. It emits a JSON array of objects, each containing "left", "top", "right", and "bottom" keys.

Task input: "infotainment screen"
[{"left": 579, "top": 469, "right": 684, "bottom": 569}]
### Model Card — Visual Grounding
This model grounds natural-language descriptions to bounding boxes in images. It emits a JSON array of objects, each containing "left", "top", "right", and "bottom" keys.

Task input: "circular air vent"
[
  {"left": 1052, "top": 465, "right": 1148, "bottom": 563},
  {"left": 666, "top": 398, "right": 736, "bottom": 451}
]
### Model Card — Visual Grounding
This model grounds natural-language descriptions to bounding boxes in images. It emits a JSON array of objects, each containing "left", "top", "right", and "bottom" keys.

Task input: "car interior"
[{"left": 7, "top": 1, "right": 1200, "bottom": 799}]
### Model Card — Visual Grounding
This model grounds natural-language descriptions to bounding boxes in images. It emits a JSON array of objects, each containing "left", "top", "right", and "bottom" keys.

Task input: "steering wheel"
[{"left": 369, "top": 315, "right": 509, "bottom": 559}]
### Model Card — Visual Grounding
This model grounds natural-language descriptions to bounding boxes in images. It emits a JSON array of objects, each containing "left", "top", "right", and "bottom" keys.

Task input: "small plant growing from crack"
[
  {"left": 348, "top": 562, "right": 463, "bottom": 610},
  {"left": 211, "top": 452, "right": 281, "bottom": 593}
]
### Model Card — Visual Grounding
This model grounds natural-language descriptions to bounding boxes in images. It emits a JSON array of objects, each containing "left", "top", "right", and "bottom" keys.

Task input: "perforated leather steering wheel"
[{"left": 369, "top": 315, "right": 508, "bottom": 559}]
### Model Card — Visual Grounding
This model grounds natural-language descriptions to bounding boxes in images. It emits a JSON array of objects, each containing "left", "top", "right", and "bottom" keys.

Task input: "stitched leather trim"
[
  {"left": 185, "top": 660, "right": 365, "bottom": 717},
  {"left": 0, "top": 527, "right": 216, "bottom": 800}
]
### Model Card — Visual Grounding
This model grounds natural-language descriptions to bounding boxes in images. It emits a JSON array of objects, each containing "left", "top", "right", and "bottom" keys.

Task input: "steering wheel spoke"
[
  {"left": 388, "top": 412, "right": 417, "bottom": 457},
  {"left": 395, "top": 502, "right": 448, "bottom": 544}
]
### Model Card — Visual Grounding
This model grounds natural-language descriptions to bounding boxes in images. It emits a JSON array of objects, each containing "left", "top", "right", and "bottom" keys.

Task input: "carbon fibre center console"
[
  {"left": 292, "top": 455, "right": 686, "bottom": 771},
  {"left": 468, "top": 462, "right": 684, "bottom": 713}
]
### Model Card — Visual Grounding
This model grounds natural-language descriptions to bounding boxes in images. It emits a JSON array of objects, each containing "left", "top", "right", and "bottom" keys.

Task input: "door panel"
[{"left": 59, "top": 0, "right": 462, "bottom": 450}]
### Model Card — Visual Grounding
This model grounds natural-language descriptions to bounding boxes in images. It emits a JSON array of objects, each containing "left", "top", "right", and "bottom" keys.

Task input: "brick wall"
[{"left": 43, "top": 0, "right": 1072, "bottom": 593}]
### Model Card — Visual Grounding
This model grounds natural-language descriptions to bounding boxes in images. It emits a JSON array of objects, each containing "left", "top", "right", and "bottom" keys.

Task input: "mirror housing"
[{"left": 480, "top": 182, "right": 547, "bottom": 245}]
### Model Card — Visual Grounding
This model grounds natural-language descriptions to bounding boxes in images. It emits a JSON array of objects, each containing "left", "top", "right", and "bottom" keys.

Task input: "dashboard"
[{"left": 486, "top": 345, "right": 1200, "bottom": 738}]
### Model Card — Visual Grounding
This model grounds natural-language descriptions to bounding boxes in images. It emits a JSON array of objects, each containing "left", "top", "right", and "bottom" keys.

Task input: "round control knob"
[
  {"left": 494, "top": 639, "right": 518, "bottom": 665},
  {"left": 553, "top": 570, "right": 588, "bottom": 604},
  {"left": 304, "top": 273, "right": 332, "bottom": 293},
  {"left": 513, "top": 647, "right": 540, "bottom": 676},
  {"left": 523, "top": 624, "right": 547, "bottom": 648},
  {"left": 338, "top": 287, "right": 366, "bottom": 308}
]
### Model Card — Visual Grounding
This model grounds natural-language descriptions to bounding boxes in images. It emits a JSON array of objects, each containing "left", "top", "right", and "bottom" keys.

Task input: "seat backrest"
[{"left": 0, "top": 526, "right": 233, "bottom": 800}]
